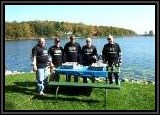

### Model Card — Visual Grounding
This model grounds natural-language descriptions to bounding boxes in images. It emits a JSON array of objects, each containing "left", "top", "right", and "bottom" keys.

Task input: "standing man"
[
  {"left": 48, "top": 37, "right": 64, "bottom": 82},
  {"left": 64, "top": 35, "right": 81, "bottom": 82},
  {"left": 102, "top": 35, "right": 122, "bottom": 84},
  {"left": 81, "top": 37, "right": 98, "bottom": 83},
  {"left": 31, "top": 37, "right": 52, "bottom": 95}
]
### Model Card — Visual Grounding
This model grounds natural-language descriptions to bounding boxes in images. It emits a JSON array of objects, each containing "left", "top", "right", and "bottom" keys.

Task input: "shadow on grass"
[
  {"left": 5, "top": 81, "right": 94, "bottom": 100},
  {"left": 6, "top": 81, "right": 99, "bottom": 103},
  {"left": 32, "top": 85, "right": 100, "bottom": 103},
  {"left": 14, "top": 81, "right": 36, "bottom": 87},
  {"left": 5, "top": 101, "right": 15, "bottom": 110},
  {"left": 5, "top": 81, "right": 37, "bottom": 95},
  {"left": 32, "top": 93, "right": 100, "bottom": 104}
]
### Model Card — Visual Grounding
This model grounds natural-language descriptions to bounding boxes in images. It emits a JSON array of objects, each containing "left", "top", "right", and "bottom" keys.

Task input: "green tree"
[
  {"left": 5, "top": 20, "right": 137, "bottom": 40},
  {"left": 149, "top": 30, "right": 154, "bottom": 36}
]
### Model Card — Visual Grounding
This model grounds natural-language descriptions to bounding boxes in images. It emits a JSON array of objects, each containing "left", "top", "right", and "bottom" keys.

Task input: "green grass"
[{"left": 5, "top": 73, "right": 155, "bottom": 110}]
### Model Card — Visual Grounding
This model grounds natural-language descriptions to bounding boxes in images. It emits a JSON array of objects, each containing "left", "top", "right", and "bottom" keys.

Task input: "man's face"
[
  {"left": 39, "top": 38, "right": 45, "bottom": 47},
  {"left": 107, "top": 37, "right": 114, "bottom": 44},
  {"left": 70, "top": 37, "right": 75, "bottom": 44},
  {"left": 86, "top": 40, "right": 91, "bottom": 47},
  {"left": 55, "top": 41, "right": 60, "bottom": 46}
]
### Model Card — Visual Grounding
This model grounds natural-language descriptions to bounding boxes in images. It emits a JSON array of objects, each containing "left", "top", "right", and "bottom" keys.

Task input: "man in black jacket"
[
  {"left": 48, "top": 37, "right": 64, "bottom": 82},
  {"left": 64, "top": 35, "right": 81, "bottom": 82},
  {"left": 81, "top": 37, "right": 98, "bottom": 83},
  {"left": 102, "top": 35, "right": 122, "bottom": 84}
]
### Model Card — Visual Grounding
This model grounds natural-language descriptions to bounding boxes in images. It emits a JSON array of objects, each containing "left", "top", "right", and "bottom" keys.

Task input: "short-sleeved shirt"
[
  {"left": 32, "top": 44, "right": 49, "bottom": 68},
  {"left": 48, "top": 45, "right": 64, "bottom": 67}
]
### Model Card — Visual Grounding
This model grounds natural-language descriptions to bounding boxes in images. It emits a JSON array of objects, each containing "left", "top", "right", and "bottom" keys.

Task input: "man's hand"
[
  {"left": 118, "top": 63, "right": 122, "bottom": 67},
  {"left": 33, "top": 65, "right": 37, "bottom": 72},
  {"left": 50, "top": 63, "right": 54, "bottom": 68},
  {"left": 93, "top": 55, "right": 97, "bottom": 59},
  {"left": 103, "top": 61, "right": 108, "bottom": 64}
]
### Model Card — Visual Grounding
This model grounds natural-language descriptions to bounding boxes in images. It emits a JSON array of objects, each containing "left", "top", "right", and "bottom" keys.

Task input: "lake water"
[{"left": 5, "top": 36, "right": 155, "bottom": 81}]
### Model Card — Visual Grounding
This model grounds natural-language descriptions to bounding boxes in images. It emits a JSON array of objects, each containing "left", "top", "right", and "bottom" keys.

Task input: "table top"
[{"left": 55, "top": 66, "right": 107, "bottom": 77}]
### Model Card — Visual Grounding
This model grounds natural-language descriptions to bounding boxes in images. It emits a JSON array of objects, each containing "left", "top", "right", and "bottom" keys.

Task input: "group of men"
[{"left": 31, "top": 35, "right": 122, "bottom": 95}]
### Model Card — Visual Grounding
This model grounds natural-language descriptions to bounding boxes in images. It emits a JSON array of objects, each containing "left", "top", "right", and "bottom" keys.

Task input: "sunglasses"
[{"left": 86, "top": 40, "right": 91, "bottom": 42}]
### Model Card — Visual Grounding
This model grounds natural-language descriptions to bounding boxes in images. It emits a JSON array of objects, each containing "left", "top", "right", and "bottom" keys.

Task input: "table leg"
[
  {"left": 105, "top": 88, "right": 107, "bottom": 109},
  {"left": 56, "top": 86, "right": 60, "bottom": 99}
]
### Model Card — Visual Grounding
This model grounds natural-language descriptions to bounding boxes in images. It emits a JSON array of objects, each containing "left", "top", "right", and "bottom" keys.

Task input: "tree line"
[{"left": 5, "top": 21, "right": 137, "bottom": 40}]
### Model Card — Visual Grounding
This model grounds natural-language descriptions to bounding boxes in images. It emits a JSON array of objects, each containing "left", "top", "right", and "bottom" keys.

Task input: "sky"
[{"left": 5, "top": 5, "right": 155, "bottom": 35}]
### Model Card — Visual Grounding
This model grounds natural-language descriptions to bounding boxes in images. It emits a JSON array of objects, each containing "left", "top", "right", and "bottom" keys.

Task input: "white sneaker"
[{"left": 39, "top": 91, "right": 45, "bottom": 96}]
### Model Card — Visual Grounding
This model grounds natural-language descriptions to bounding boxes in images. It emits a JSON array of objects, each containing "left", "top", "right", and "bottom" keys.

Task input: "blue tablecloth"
[{"left": 55, "top": 66, "right": 108, "bottom": 78}]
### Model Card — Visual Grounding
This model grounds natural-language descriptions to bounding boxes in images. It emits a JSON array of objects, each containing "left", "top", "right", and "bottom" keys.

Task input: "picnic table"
[{"left": 48, "top": 64, "right": 121, "bottom": 108}]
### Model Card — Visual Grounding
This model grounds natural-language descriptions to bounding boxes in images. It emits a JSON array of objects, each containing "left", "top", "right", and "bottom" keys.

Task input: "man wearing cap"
[
  {"left": 102, "top": 35, "right": 122, "bottom": 84},
  {"left": 48, "top": 37, "right": 64, "bottom": 82},
  {"left": 64, "top": 35, "right": 81, "bottom": 82},
  {"left": 81, "top": 37, "right": 98, "bottom": 83},
  {"left": 31, "top": 37, "right": 52, "bottom": 95}
]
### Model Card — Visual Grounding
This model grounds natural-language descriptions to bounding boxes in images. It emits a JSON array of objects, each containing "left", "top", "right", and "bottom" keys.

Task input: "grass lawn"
[{"left": 5, "top": 73, "right": 155, "bottom": 110}]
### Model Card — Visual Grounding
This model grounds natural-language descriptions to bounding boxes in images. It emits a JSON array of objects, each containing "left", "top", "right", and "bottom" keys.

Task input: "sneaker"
[{"left": 39, "top": 91, "right": 45, "bottom": 96}]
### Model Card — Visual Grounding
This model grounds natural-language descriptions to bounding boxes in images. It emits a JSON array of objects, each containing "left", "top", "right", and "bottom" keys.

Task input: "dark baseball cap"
[{"left": 55, "top": 38, "right": 60, "bottom": 43}]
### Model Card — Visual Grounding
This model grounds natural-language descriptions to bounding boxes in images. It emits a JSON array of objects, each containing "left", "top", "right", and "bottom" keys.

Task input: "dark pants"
[
  {"left": 107, "top": 61, "right": 119, "bottom": 84},
  {"left": 83, "top": 77, "right": 95, "bottom": 83},
  {"left": 108, "top": 72, "right": 119, "bottom": 84},
  {"left": 54, "top": 72, "right": 60, "bottom": 82},
  {"left": 66, "top": 74, "right": 78, "bottom": 82},
  {"left": 50, "top": 71, "right": 60, "bottom": 82}
]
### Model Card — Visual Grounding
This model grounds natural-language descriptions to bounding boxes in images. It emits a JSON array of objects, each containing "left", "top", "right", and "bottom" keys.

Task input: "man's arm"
[
  {"left": 63, "top": 44, "right": 68, "bottom": 63},
  {"left": 31, "top": 47, "right": 37, "bottom": 72},
  {"left": 48, "top": 47, "right": 54, "bottom": 68},
  {"left": 61, "top": 47, "right": 66, "bottom": 63},
  {"left": 93, "top": 46, "right": 98, "bottom": 60},
  {"left": 117, "top": 44, "right": 122, "bottom": 67},
  {"left": 102, "top": 45, "right": 108, "bottom": 63},
  {"left": 77, "top": 44, "right": 82, "bottom": 64}
]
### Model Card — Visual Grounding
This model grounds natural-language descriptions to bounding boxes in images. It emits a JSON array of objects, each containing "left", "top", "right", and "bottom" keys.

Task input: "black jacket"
[
  {"left": 64, "top": 42, "right": 81, "bottom": 62},
  {"left": 102, "top": 42, "right": 121, "bottom": 65},
  {"left": 81, "top": 45, "right": 98, "bottom": 66}
]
